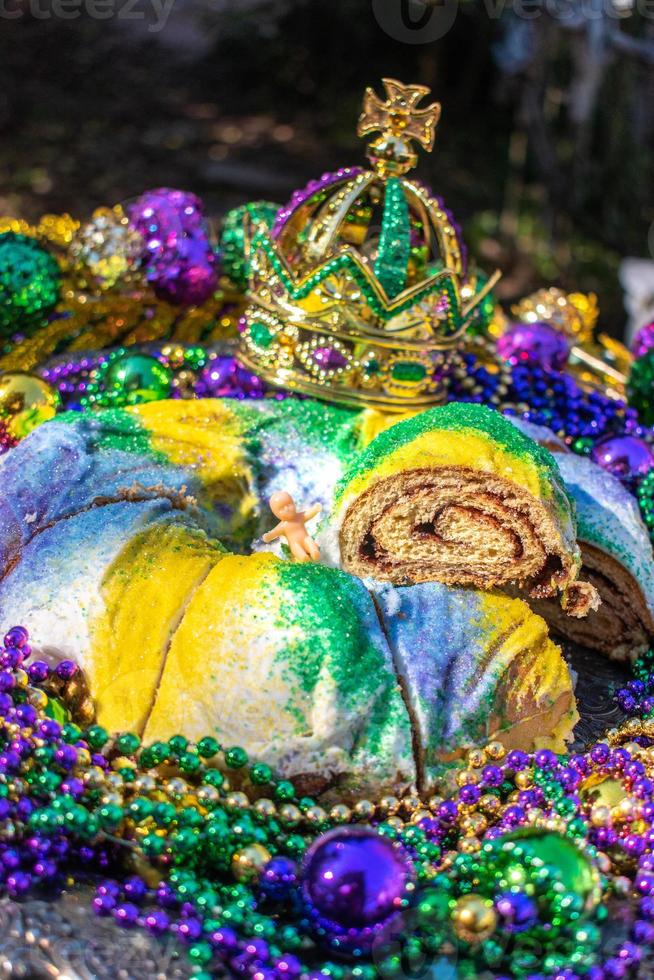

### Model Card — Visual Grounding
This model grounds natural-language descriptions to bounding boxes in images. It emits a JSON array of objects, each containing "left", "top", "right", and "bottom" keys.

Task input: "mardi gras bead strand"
[{"left": 1, "top": 625, "right": 654, "bottom": 977}]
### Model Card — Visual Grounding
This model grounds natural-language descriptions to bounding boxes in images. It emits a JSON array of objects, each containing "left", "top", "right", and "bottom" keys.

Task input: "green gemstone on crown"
[
  {"left": 391, "top": 361, "right": 427, "bottom": 383},
  {"left": 250, "top": 321, "right": 275, "bottom": 349},
  {"left": 363, "top": 357, "right": 381, "bottom": 376}
]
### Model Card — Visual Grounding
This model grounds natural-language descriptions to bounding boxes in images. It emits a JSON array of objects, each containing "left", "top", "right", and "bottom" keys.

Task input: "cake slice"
[
  {"left": 508, "top": 416, "right": 654, "bottom": 661},
  {"left": 323, "top": 402, "right": 598, "bottom": 616}
]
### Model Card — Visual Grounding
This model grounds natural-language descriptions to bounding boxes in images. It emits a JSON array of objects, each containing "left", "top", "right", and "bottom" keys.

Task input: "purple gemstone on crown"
[{"left": 312, "top": 346, "right": 348, "bottom": 371}]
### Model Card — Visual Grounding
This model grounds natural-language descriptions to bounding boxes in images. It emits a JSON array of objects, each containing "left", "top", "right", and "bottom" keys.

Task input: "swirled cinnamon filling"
[{"left": 340, "top": 466, "right": 597, "bottom": 616}]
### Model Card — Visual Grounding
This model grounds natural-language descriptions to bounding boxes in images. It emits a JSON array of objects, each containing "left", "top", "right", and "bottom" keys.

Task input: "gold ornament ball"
[
  {"left": 467, "top": 748, "right": 485, "bottom": 769},
  {"left": 456, "top": 770, "right": 478, "bottom": 787},
  {"left": 590, "top": 803, "right": 612, "bottom": 828},
  {"left": 485, "top": 740, "right": 506, "bottom": 761},
  {"left": 27, "top": 688, "right": 48, "bottom": 710},
  {"left": 232, "top": 843, "right": 272, "bottom": 883},
  {"left": 225, "top": 791, "right": 249, "bottom": 811},
  {"left": 451, "top": 894, "right": 498, "bottom": 943},
  {"left": 401, "top": 795, "right": 422, "bottom": 815},
  {"left": 0, "top": 372, "right": 60, "bottom": 438},
  {"left": 479, "top": 794, "right": 501, "bottom": 816},
  {"left": 461, "top": 812, "right": 488, "bottom": 836},
  {"left": 515, "top": 771, "right": 533, "bottom": 790}
]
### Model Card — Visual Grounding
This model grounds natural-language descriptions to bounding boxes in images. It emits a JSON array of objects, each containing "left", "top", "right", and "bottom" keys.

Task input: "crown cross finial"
[{"left": 357, "top": 78, "right": 441, "bottom": 177}]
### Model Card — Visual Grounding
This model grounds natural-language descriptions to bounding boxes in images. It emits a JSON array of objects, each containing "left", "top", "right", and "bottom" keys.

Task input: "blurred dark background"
[{"left": 0, "top": 0, "right": 653, "bottom": 331}]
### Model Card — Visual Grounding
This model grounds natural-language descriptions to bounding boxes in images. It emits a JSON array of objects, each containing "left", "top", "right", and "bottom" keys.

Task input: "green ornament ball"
[
  {"left": 0, "top": 232, "right": 61, "bottom": 338},
  {"left": 483, "top": 829, "right": 601, "bottom": 915},
  {"left": 628, "top": 349, "right": 654, "bottom": 426},
  {"left": 220, "top": 201, "right": 280, "bottom": 291},
  {"left": 102, "top": 353, "right": 172, "bottom": 405}
]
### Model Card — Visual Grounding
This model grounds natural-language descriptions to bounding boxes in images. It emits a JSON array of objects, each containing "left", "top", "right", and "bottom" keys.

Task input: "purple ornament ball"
[
  {"left": 234, "top": 363, "right": 266, "bottom": 397},
  {"left": 151, "top": 233, "right": 217, "bottom": 307},
  {"left": 301, "top": 827, "right": 414, "bottom": 952},
  {"left": 127, "top": 188, "right": 218, "bottom": 307},
  {"left": 497, "top": 321, "right": 570, "bottom": 371},
  {"left": 591, "top": 434, "right": 654, "bottom": 479},
  {"left": 197, "top": 356, "right": 237, "bottom": 397},
  {"left": 260, "top": 855, "right": 298, "bottom": 900},
  {"left": 495, "top": 891, "right": 538, "bottom": 932},
  {"left": 631, "top": 320, "right": 654, "bottom": 359},
  {"left": 4, "top": 626, "right": 28, "bottom": 649}
]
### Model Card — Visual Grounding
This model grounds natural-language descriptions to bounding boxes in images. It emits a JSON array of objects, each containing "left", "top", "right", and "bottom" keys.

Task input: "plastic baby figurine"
[{"left": 262, "top": 491, "right": 322, "bottom": 562}]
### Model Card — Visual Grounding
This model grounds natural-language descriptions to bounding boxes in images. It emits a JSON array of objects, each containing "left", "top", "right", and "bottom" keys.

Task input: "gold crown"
[{"left": 238, "top": 79, "right": 500, "bottom": 411}]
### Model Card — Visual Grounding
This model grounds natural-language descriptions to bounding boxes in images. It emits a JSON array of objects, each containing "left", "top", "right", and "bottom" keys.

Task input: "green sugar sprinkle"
[
  {"left": 274, "top": 561, "right": 388, "bottom": 698},
  {"left": 230, "top": 397, "right": 361, "bottom": 461},
  {"left": 272, "top": 561, "right": 401, "bottom": 753},
  {"left": 334, "top": 402, "right": 564, "bottom": 504},
  {"left": 58, "top": 408, "right": 166, "bottom": 461}
]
